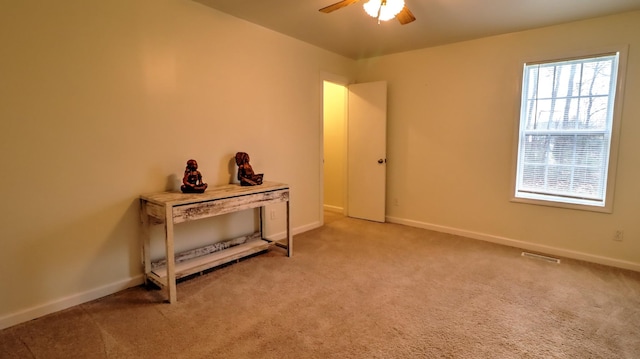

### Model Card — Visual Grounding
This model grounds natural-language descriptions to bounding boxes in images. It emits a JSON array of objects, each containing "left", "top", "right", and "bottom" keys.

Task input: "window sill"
[{"left": 511, "top": 195, "right": 612, "bottom": 213}]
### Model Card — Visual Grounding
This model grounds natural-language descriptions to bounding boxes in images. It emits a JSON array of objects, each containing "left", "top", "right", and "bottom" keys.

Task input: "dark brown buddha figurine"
[
  {"left": 180, "top": 159, "right": 208, "bottom": 193},
  {"left": 235, "top": 152, "right": 263, "bottom": 186}
]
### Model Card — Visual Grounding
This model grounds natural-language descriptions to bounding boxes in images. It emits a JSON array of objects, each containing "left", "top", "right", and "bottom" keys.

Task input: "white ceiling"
[{"left": 193, "top": 0, "right": 640, "bottom": 59}]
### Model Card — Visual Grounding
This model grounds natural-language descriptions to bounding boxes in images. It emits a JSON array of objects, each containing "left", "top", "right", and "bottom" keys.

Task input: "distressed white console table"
[{"left": 139, "top": 181, "right": 291, "bottom": 303}]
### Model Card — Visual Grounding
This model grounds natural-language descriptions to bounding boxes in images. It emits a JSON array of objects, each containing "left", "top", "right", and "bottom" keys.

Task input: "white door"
[{"left": 347, "top": 81, "right": 387, "bottom": 222}]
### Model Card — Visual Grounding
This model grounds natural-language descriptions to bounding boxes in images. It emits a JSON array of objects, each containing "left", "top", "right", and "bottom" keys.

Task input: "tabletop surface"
[{"left": 140, "top": 181, "right": 289, "bottom": 206}]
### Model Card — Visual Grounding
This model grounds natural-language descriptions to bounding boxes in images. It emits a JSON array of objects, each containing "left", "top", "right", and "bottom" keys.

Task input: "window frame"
[{"left": 511, "top": 46, "right": 628, "bottom": 213}]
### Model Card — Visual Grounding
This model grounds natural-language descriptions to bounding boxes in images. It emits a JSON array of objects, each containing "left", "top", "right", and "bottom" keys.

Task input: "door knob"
[{"left": 378, "top": 159, "right": 385, "bottom": 164}]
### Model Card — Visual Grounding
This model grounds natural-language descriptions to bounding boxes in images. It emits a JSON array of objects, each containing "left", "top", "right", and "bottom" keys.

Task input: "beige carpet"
[{"left": 2, "top": 212, "right": 640, "bottom": 358}]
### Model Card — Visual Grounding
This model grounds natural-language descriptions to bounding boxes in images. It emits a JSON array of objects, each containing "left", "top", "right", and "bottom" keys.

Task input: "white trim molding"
[
  {"left": 386, "top": 215, "right": 640, "bottom": 273},
  {"left": 323, "top": 204, "right": 344, "bottom": 213},
  {"left": 266, "top": 221, "right": 322, "bottom": 241},
  {"left": 1, "top": 221, "right": 322, "bottom": 331},
  {"left": 0, "top": 276, "right": 144, "bottom": 331}
]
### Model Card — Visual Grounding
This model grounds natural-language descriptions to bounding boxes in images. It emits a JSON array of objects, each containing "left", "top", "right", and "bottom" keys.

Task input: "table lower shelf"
[{"left": 148, "top": 239, "right": 270, "bottom": 286}]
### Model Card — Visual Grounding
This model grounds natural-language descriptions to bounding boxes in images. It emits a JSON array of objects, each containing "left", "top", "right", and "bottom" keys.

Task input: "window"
[{"left": 513, "top": 50, "right": 625, "bottom": 212}]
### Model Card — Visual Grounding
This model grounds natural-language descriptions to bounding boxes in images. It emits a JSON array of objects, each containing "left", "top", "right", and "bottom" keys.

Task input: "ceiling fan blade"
[
  {"left": 319, "top": 0, "right": 361, "bottom": 13},
  {"left": 396, "top": 6, "right": 416, "bottom": 25}
]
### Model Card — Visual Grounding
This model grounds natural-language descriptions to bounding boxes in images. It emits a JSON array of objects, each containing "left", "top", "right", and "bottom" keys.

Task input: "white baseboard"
[
  {"left": 0, "top": 275, "right": 144, "bottom": 331},
  {"left": 1, "top": 221, "right": 323, "bottom": 330},
  {"left": 323, "top": 205, "right": 344, "bottom": 214},
  {"left": 386, "top": 215, "right": 640, "bottom": 273},
  {"left": 265, "top": 221, "right": 322, "bottom": 241},
  {"left": 10, "top": 216, "right": 634, "bottom": 331}
]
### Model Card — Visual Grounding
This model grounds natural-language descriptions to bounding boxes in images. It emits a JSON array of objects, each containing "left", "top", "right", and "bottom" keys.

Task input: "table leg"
[
  {"left": 286, "top": 199, "right": 292, "bottom": 257},
  {"left": 140, "top": 201, "right": 151, "bottom": 285},
  {"left": 164, "top": 205, "right": 177, "bottom": 303},
  {"left": 259, "top": 207, "right": 264, "bottom": 239}
]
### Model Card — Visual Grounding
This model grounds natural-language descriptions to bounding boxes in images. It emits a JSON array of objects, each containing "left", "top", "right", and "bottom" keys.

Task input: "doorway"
[
  {"left": 322, "top": 80, "right": 348, "bottom": 217},
  {"left": 322, "top": 78, "right": 388, "bottom": 224}
]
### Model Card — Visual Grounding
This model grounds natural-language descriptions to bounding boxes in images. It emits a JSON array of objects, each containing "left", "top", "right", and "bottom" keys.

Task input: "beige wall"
[
  {"left": 323, "top": 81, "right": 347, "bottom": 212},
  {"left": 356, "top": 11, "right": 640, "bottom": 269},
  {"left": 0, "top": 0, "right": 355, "bottom": 328},
  {"left": 2, "top": 0, "right": 639, "bottom": 330}
]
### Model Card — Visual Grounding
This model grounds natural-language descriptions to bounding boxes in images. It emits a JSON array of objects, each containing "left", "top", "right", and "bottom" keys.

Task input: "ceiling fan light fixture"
[{"left": 363, "top": 0, "right": 405, "bottom": 22}]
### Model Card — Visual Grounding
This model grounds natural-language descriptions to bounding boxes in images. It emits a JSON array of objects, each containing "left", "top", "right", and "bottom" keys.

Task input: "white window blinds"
[{"left": 515, "top": 53, "right": 619, "bottom": 208}]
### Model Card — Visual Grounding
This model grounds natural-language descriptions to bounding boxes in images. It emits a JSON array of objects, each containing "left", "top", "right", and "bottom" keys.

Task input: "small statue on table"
[
  {"left": 235, "top": 152, "right": 263, "bottom": 186},
  {"left": 180, "top": 159, "right": 208, "bottom": 193}
]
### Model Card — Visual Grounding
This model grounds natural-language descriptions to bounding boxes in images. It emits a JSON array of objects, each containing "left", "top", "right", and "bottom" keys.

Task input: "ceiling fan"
[{"left": 319, "top": 0, "right": 416, "bottom": 25}]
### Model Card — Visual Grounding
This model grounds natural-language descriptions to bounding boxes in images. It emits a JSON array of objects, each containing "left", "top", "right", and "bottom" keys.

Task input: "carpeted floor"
[{"left": 2, "top": 212, "right": 640, "bottom": 358}]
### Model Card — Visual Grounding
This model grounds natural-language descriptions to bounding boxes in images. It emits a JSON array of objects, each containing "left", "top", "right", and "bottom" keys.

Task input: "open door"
[{"left": 347, "top": 81, "right": 387, "bottom": 222}]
